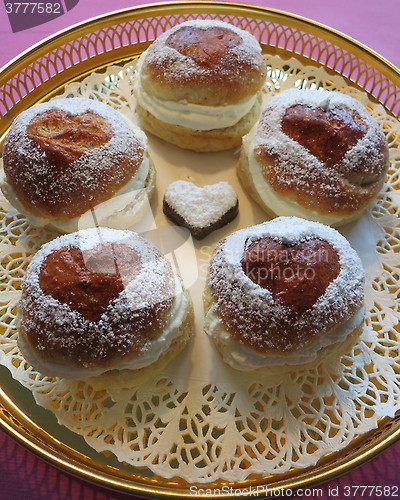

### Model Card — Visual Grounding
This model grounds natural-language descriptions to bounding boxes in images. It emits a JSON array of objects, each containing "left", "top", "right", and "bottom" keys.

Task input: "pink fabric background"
[
  {"left": 1, "top": 0, "right": 399, "bottom": 69},
  {"left": 1, "top": 0, "right": 399, "bottom": 498}
]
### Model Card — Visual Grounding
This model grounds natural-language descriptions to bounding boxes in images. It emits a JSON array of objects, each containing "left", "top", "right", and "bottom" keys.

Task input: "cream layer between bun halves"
[
  {"left": 0, "top": 97, "right": 155, "bottom": 233},
  {"left": 134, "top": 20, "right": 266, "bottom": 152}
]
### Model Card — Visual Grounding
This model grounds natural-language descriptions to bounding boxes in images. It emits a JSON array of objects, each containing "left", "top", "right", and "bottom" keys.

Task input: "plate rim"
[
  {"left": 1, "top": 1, "right": 400, "bottom": 497},
  {"left": 1, "top": 1, "right": 400, "bottom": 78}
]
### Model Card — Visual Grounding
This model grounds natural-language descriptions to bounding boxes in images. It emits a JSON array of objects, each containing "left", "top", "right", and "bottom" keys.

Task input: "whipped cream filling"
[
  {"left": 18, "top": 277, "right": 189, "bottom": 380},
  {"left": 243, "top": 125, "right": 364, "bottom": 226},
  {"left": 204, "top": 305, "right": 365, "bottom": 371},
  {"left": 134, "top": 64, "right": 259, "bottom": 131},
  {"left": 0, "top": 116, "right": 151, "bottom": 233}
]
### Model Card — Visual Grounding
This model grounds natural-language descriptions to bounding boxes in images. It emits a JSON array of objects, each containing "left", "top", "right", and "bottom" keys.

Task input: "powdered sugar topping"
[
  {"left": 208, "top": 216, "right": 365, "bottom": 353},
  {"left": 164, "top": 180, "right": 238, "bottom": 228}
]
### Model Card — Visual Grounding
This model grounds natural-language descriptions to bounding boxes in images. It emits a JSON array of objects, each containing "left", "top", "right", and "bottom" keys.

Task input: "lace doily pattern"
[{"left": 0, "top": 55, "right": 399, "bottom": 483}]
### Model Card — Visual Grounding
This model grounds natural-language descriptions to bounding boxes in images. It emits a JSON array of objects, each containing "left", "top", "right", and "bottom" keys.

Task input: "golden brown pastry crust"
[{"left": 2, "top": 98, "right": 146, "bottom": 219}]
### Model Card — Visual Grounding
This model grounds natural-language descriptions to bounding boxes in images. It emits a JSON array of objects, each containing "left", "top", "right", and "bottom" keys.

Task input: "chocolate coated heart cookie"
[{"left": 163, "top": 180, "right": 238, "bottom": 239}]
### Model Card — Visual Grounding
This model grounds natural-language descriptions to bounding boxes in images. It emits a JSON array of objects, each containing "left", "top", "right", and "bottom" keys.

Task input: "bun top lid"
[{"left": 138, "top": 20, "right": 266, "bottom": 105}]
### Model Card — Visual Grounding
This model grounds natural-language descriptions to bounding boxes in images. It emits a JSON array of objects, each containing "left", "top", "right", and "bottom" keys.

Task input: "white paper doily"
[{"left": 0, "top": 55, "right": 400, "bottom": 483}]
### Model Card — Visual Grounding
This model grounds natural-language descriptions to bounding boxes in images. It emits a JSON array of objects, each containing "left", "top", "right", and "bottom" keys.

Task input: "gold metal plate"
[{"left": 1, "top": 2, "right": 400, "bottom": 497}]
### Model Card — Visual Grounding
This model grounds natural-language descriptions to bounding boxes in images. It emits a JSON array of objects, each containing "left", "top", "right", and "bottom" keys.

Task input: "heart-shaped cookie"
[
  {"left": 281, "top": 103, "right": 368, "bottom": 168},
  {"left": 241, "top": 237, "right": 340, "bottom": 314},
  {"left": 163, "top": 180, "right": 238, "bottom": 239}
]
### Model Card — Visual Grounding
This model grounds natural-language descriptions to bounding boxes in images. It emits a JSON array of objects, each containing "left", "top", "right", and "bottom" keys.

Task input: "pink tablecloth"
[
  {"left": 1, "top": 0, "right": 399, "bottom": 69},
  {"left": 0, "top": 0, "right": 399, "bottom": 498}
]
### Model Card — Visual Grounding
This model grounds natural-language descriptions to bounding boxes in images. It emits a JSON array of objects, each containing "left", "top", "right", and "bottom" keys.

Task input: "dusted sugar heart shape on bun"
[
  {"left": 39, "top": 243, "right": 142, "bottom": 323},
  {"left": 27, "top": 109, "right": 113, "bottom": 165},
  {"left": 239, "top": 88, "right": 389, "bottom": 226},
  {"left": 134, "top": 19, "right": 266, "bottom": 152},
  {"left": 163, "top": 180, "right": 238, "bottom": 239},
  {"left": 281, "top": 104, "right": 368, "bottom": 168},
  {"left": 1, "top": 97, "right": 156, "bottom": 233},
  {"left": 241, "top": 237, "right": 340, "bottom": 315},
  {"left": 204, "top": 217, "right": 365, "bottom": 372},
  {"left": 17, "top": 228, "right": 194, "bottom": 382},
  {"left": 165, "top": 25, "right": 242, "bottom": 67}
]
